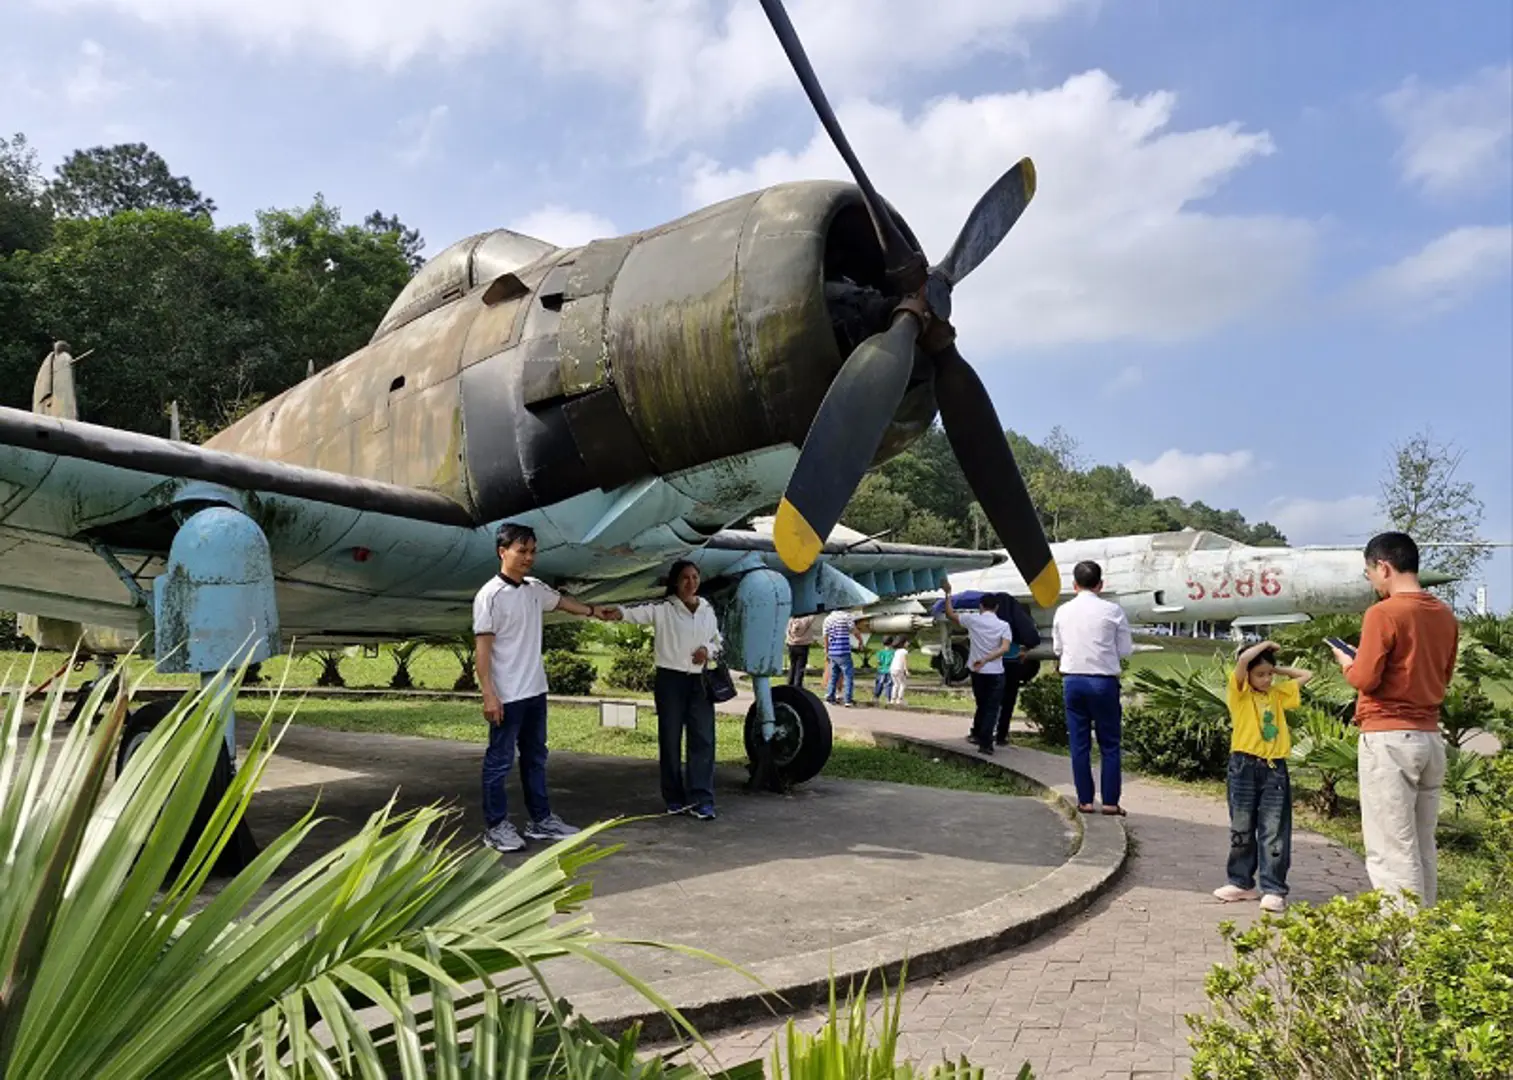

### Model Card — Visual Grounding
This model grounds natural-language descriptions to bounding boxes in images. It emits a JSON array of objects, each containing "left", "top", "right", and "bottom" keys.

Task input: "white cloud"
[
  {"left": 1265, "top": 495, "right": 1382, "bottom": 547},
  {"left": 395, "top": 105, "right": 448, "bottom": 167},
  {"left": 1127, "top": 449, "right": 1257, "bottom": 502},
  {"left": 1382, "top": 64, "right": 1513, "bottom": 198},
  {"left": 506, "top": 205, "right": 618, "bottom": 248},
  {"left": 1102, "top": 364, "right": 1144, "bottom": 397},
  {"left": 686, "top": 72, "right": 1316, "bottom": 349},
  {"left": 64, "top": 39, "right": 129, "bottom": 106},
  {"left": 32, "top": 0, "right": 1087, "bottom": 140},
  {"left": 1356, "top": 225, "right": 1513, "bottom": 316}
]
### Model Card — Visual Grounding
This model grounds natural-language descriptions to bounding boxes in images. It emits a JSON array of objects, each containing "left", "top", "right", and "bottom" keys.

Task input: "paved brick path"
[{"left": 675, "top": 703, "right": 1372, "bottom": 1079}]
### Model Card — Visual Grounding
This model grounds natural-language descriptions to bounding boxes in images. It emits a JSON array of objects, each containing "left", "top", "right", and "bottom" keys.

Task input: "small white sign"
[{"left": 600, "top": 701, "right": 638, "bottom": 729}]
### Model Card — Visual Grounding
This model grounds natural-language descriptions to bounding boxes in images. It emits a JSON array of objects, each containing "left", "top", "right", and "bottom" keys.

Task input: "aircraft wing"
[
  {"left": 0, "top": 407, "right": 497, "bottom": 640},
  {"left": 693, "top": 530, "right": 1003, "bottom": 603}
]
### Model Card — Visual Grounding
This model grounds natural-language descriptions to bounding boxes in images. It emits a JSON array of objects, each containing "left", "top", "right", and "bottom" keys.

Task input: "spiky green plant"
[{"left": 0, "top": 650, "right": 736, "bottom": 1079}]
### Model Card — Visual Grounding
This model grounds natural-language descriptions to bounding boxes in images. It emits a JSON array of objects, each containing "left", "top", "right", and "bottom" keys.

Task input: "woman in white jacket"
[{"left": 608, "top": 560, "right": 724, "bottom": 819}]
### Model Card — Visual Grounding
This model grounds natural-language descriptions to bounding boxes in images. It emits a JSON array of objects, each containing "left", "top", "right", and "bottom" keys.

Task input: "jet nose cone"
[{"left": 1420, "top": 569, "right": 1458, "bottom": 587}]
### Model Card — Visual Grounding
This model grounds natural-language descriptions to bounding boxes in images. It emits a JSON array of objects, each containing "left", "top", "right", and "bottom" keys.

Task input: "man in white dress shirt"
[
  {"left": 942, "top": 580, "right": 1016, "bottom": 755},
  {"left": 1052, "top": 560, "right": 1134, "bottom": 814}
]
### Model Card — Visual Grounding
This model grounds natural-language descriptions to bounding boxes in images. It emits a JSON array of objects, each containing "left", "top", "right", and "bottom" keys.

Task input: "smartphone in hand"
[{"left": 1324, "top": 636, "right": 1356, "bottom": 659}]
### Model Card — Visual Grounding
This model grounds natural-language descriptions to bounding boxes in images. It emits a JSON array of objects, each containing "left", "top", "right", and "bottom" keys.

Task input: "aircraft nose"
[{"left": 1420, "top": 569, "right": 1458, "bottom": 587}]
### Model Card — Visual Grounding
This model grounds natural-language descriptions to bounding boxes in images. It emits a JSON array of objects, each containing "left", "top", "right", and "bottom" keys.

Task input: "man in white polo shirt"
[
  {"left": 473, "top": 522, "right": 610, "bottom": 853},
  {"left": 942, "top": 580, "right": 1016, "bottom": 755},
  {"left": 1052, "top": 560, "right": 1134, "bottom": 815}
]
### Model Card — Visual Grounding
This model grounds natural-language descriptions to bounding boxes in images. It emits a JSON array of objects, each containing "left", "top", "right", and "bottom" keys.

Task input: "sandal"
[
  {"left": 1077, "top": 803, "right": 1097, "bottom": 814},
  {"left": 1101, "top": 805, "right": 1127, "bottom": 816}
]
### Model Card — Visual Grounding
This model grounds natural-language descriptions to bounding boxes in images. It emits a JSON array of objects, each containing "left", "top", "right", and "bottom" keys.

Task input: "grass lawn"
[{"left": 240, "top": 697, "right": 1039, "bottom": 800}]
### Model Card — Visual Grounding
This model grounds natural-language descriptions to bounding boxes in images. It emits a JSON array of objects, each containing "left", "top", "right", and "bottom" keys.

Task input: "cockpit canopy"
[
  {"left": 370, "top": 229, "right": 557, "bottom": 343},
  {"left": 1149, "top": 528, "right": 1244, "bottom": 554}
]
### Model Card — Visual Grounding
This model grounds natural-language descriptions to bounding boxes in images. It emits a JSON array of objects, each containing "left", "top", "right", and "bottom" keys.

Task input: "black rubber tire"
[
  {"left": 115, "top": 697, "right": 259, "bottom": 877},
  {"left": 929, "top": 641, "right": 971, "bottom": 685},
  {"left": 743, "top": 684, "right": 833, "bottom": 785}
]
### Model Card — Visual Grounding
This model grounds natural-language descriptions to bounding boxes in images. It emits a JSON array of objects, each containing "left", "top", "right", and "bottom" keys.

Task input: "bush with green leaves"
[
  {"left": 1018, "top": 672, "right": 1068, "bottom": 748},
  {"left": 1123, "top": 660, "right": 1232, "bottom": 780},
  {"left": 544, "top": 649, "right": 597, "bottom": 696},
  {"left": 543, "top": 620, "right": 589, "bottom": 654},
  {"left": 0, "top": 652, "right": 723, "bottom": 1079},
  {"left": 606, "top": 625, "right": 657, "bottom": 693},
  {"left": 1287, "top": 707, "right": 1360, "bottom": 818},
  {"left": 1187, "top": 890, "right": 1513, "bottom": 1079}
]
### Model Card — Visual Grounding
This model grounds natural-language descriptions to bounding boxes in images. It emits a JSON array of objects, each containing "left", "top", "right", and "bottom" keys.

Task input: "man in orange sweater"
[{"left": 1332, "top": 532, "right": 1458, "bottom": 907}]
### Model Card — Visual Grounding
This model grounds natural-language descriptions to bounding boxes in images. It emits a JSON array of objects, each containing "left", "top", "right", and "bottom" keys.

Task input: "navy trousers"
[
  {"left": 652, "top": 668, "right": 717, "bottom": 810},
  {"left": 481, "top": 693, "right": 551, "bottom": 826},
  {"left": 1063, "top": 674, "right": 1122, "bottom": 807}
]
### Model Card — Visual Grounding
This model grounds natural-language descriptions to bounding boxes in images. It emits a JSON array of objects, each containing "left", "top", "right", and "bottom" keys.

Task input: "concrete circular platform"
[{"left": 235, "top": 723, "right": 1121, "bottom": 1035}]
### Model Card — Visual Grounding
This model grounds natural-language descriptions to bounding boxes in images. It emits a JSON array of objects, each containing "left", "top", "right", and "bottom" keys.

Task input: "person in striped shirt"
[{"left": 822, "top": 608, "right": 862, "bottom": 707}]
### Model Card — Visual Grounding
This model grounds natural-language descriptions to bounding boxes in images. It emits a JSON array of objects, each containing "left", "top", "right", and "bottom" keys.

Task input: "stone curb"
[{"left": 573, "top": 724, "right": 1130, "bottom": 1043}]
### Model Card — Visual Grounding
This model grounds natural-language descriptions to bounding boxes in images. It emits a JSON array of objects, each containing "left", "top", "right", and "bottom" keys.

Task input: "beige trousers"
[{"left": 1358, "top": 729, "right": 1446, "bottom": 908}]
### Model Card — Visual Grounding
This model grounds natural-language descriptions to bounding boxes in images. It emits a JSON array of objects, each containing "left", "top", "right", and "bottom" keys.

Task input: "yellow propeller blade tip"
[
  {"left": 1029, "top": 561, "right": 1060, "bottom": 609},
  {"left": 774, "top": 498, "right": 823, "bottom": 573},
  {"left": 1020, "top": 157, "right": 1037, "bottom": 200}
]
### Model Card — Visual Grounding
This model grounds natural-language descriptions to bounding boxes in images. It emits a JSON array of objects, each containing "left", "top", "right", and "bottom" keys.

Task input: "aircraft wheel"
[
  {"left": 931, "top": 641, "right": 970, "bottom": 685},
  {"left": 743, "top": 685, "right": 833, "bottom": 785},
  {"left": 115, "top": 697, "right": 259, "bottom": 876}
]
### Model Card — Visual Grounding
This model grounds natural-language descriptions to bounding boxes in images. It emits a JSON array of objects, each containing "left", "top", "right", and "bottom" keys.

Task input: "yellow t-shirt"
[{"left": 1226, "top": 672, "right": 1301, "bottom": 759}]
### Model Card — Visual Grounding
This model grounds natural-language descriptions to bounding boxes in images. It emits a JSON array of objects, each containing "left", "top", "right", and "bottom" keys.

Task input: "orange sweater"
[{"left": 1346, "top": 591, "right": 1458, "bottom": 733}]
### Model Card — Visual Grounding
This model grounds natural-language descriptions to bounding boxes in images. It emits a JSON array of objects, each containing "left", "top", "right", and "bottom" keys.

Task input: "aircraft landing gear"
[
  {"left": 742, "top": 684, "right": 832, "bottom": 786},
  {"left": 931, "top": 640, "right": 970, "bottom": 685}
]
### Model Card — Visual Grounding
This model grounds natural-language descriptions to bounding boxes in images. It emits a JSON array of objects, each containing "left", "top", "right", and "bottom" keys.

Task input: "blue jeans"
[
  {"left": 1227, "top": 752, "right": 1293, "bottom": 896},
  {"left": 970, "top": 671, "right": 1006, "bottom": 746},
  {"left": 873, "top": 671, "right": 893, "bottom": 701},
  {"left": 481, "top": 693, "right": 551, "bottom": 826},
  {"left": 826, "top": 654, "right": 854, "bottom": 703},
  {"left": 653, "top": 667, "right": 716, "bottom": 809},
  {"left": 1063, "top": 674, "right": 1122, "bottom": 807}
]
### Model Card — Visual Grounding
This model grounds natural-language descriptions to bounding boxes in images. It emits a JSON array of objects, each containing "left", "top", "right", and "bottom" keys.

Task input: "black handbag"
[{"left": 703, "top": 661, "right": 737, "bottom": 703}]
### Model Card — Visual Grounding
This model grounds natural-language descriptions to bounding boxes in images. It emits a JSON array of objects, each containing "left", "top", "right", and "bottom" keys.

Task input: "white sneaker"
[
  {"left": 483, "top": 821, "right": 525, "bottom": 853},
  {"left": 523, "top": 813, "right": 580, "bottom": 841},
  {"left": 1260, "top": 893, "right": 1288, "bottom": 913},
  {"left": 1213, "top": 884, "right": 1259, "bottom": 903}
]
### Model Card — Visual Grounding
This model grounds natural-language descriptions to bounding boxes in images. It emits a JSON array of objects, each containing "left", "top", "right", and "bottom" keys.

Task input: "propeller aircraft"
[{"left": 0, "top": 0, "right": 1057, "bottom": 849}]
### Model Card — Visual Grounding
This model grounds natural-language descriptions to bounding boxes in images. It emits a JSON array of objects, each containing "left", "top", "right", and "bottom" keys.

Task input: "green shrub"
[
  {"left": 605, "top": 625, "right": 656, "bottom": 693},
  {"left": 543, "top": 620, "right": 588, "bottom": 653},
  {"left": 1124, "top": 660, "right": 1231, "bottom": 780},
  {"left": 1287, "top": 706, "right": 1360, "bottom": 817},
  {"left": 543, "top": 650, "right": 596, "bottom": 695},
  {"left": 1019, "top": 673, "right": 1068, "bottom": 748},
  {"left": 1188, "top": 890, "right": 1513, "bottom": 1079}
]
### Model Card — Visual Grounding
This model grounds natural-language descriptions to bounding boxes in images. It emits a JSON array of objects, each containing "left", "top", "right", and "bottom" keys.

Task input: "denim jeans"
[
  {"left": 969, "top": 671, "right": 1006, "bottom": 746},
  {"left": 873, "top": 671, "right": 893, "bottom": 701},
  {"left": 1063, "top": 674, "right": 1122, "bottom": 807},
  {"left": 826, "top": 654, "right": 854, "bottom": 703},
  {"left": 1226, "top": 752, "right": 1293, "bottom": 896},
  {"left": 652, "top": 667, "right": 717, "bottom": 810},
  {"left": 481, "top": 693, "right": 551, "bottom": 826}
]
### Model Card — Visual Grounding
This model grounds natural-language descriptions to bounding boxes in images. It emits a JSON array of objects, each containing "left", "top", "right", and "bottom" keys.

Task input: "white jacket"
[{"left": 619, "top": 597, "right": 724, "bottom": 674}]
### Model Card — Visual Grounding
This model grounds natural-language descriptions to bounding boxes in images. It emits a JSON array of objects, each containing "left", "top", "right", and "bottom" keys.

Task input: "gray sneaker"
[
  {"left": 483, "top": 820, "right": 525, "bottom": 853},
  {"left": 523, "top": 813, "right": 580, "bottom": 841}
]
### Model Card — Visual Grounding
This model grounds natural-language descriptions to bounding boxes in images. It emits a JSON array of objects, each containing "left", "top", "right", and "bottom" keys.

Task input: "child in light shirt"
[{"left": 888, "top": 640, "right": 910, "bottom": 704}]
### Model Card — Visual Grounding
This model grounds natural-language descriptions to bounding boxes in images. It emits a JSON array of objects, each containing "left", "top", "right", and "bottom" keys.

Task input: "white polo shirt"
[
  {"left": 619, "top": 597, "right": 723, "bottom": 674},
  {"left": 1052, "top": 590, "right": 1133, "bottom": 677},
  {"left": 959, "top": 611, "right": 1013, "bottom": 675},
  {"left": 472, "top": 574, "right": 561, "bottom": 703}
]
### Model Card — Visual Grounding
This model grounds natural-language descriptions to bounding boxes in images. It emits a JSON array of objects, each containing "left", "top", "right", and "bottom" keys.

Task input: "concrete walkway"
[{"left": 678, "top": 700, "right": 1372, "bottom": 1079}]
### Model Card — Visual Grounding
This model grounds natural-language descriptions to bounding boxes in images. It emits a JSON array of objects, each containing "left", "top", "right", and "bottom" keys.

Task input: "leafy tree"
[
  {"left": 49, "top": 142, "right": 215, "bottom": 219},
  {"left": 258, "top": 195, "right": 415, "bottom": 372},
  {"left": 363, "top": 209, "right": 426, "bottom": 272},
  {"left": 8, "top": 210, "right": 276, "bottom": 437},
  {"left": 1380, "top": 429, "right": 1489, "bottom": 609},
  {"left": 0, "top": 133, "right": 53, "bottom": 255}
]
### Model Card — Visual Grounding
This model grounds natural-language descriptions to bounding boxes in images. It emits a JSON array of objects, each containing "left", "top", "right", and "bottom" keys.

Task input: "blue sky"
[{"left": 5, "top": 0, "right": 1511, "bottom": 607}]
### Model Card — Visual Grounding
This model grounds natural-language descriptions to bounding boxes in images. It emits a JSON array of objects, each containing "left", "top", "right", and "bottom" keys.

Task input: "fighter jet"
[
  {"left": 0, "top": 0, "right": 1059, "bottom": 825},
  {"left": 852, "top": 528, "right": 1458, "bottom": 680}
]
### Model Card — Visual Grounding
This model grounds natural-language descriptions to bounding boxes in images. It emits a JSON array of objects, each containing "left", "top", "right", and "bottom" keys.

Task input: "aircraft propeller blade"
[
  {"left": 773, "top": 313, "right": 921, "bottom": 573},
  {"left": 931, "top": 342, "right": 1061, "bottom": 608},
  {"left": 757, "top": 0, "right": 923, "bottom": 289},
  {"left": 932, "top": 158, "right": 1037, "bottom": 287}
]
